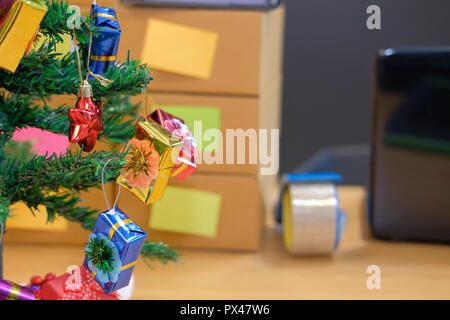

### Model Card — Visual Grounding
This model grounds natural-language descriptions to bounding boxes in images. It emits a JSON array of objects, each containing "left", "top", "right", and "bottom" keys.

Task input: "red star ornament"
[{"left": 68, "top": 81, "right": 103, "bottom": 152}]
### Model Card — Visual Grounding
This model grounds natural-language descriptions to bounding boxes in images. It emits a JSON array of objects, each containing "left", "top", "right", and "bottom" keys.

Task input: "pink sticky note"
[{"left": 12, "top": 127, "right": 69, "bottom": 156}]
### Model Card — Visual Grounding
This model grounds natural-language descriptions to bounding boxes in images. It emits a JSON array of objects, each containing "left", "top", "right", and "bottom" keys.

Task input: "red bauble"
[
  {"left": 68, "top": 81, "right": 103, "bottom": 152},
  {"left": 30, "top": 276, "right": 43, "bottom": 286}
]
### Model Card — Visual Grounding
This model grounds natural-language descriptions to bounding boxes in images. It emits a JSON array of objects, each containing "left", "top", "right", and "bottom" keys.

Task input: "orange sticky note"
[{"left": 141, "top": 18, "right": 219, "bottom": 79}]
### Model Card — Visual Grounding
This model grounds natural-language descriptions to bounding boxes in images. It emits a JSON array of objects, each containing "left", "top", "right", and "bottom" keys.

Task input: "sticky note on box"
[
  {"left": 7, "top": 127, "right": 69, "bottom": 231},
  {"left": 149, "top": 186, "right": 222, "bottom": 238},
  {"left": 32, "top": 32, "right": 73, "bottom": 58},
  {"left": 141, "top": 19, "right": 219, "bottom": 79},
  {"left": 159, "top": 105, "right": 221, "bottom": 152},
  {"left": 12, "top": 127, "right": 69, "bottom": 156},
  {"left": 7, "top": 202, "right": 68, "bottom": 231}
]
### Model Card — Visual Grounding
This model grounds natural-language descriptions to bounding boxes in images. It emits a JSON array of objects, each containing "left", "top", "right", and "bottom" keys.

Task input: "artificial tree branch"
[
  {"left": 1, "top": 150, "right": 179, "bottom": 264},
  {"left": 0, "top": 48, "right": 151, "bottom": 99},
  {"left": 3, "top": 150, "right": 125, "bottom": 206},
  {"left": 40, "top": 0, "right": 95, "bottom": 46},
  {"left": 8, "top": 186, "right": 179, "bottom": 264},
  {"left": 0, "top": 93, "right": 140, "bottom": 148},
  {"left": 26, "top": 96, "right": 140, "bottom": 144}
]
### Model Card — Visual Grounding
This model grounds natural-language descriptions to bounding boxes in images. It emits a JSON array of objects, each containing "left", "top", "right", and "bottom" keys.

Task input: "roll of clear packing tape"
[{"left": 279, "top": 173, "right": 346, "bottom": 255}]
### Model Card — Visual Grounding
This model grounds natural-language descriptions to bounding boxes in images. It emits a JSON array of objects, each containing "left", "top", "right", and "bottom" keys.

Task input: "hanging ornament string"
[
  {"left": 86, "top": 0, "right": 112, "bottom": 87},
  {"left": 72, "top": 29, "right": 84, "bottom": 84},
  {"left": 141, "top": 84, "right": 156, "bottom": 118},
  {"left": 141, "top": 85, "right": 147, "bottom": 118},
  {"left": 85, "top": 30, "right": 113, "bottom": 87},
  {"left": 0, "top": 222, "right": 3, "bottom": 247},
  {"left": 71, "top": 25, "right": 111, "bottom": 87},
  {"left": 101, "top": 157, "right": 123, "bottom": 212}
]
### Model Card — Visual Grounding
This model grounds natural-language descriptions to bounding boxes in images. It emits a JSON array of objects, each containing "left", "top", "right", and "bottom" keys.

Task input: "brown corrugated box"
[
  {"left": 141, "top": 74, "right": 283, "bottom": 175},
  {"left": 70, "top": 0, "right": 116, "bottom": 11},
  {"left": 66, "top": 2, "right": 285, "bottom": 96},
  {"left": 4, "top": 3, "right": 283, "bottom": 251},
  {"left": 116, "top": 173, "right": 264, "bottom": 251},
  {"left": 117, "top": 3, "right": 285, "bottom": 96}
]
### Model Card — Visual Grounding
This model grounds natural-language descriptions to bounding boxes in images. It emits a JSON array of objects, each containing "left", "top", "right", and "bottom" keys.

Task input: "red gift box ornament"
[
  {"left": 37, "top": 265, "right": 118, "bottom": 300},
  {"left": 68, "top": 81, "right": 103, "bottom": 152},
  {"left": 148, "top": 108, "right": 197, "bottom": 179}
]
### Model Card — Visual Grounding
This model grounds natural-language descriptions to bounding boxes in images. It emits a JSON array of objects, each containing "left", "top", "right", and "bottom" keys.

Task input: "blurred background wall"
[{"left": 280, "top": 0, "right": 450, "bottom": 174}]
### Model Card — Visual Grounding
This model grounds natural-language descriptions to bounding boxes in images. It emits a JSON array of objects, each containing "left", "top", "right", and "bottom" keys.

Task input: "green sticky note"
[
  {"left": 149, "top": 186, "right": 222, "bottom": 238},
  {"left": 159, "top": 105, "right": 221, "bottom": 152}
]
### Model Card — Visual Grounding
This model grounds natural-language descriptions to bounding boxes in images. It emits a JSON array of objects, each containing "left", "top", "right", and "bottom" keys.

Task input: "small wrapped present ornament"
[
  {"left": 0, "top": 279, "right": 36, "bottom": 300},
  {"left": 83, "top": 207, "right": 147, "bottom": 294},
  {"left": 119, "top": 120, "right": 183, "bottom": 204},
  {"left": 87, "top": 4, "right": 121, "bottom": 79},
  {"left": 37, "top": 266, "right": 118, "bottom": 300},
  {"left": 0, "top": 0, "right": 48, "bottom": 73},
  {"left": 149, "top": 108, "right": 197, "bottom": 180}
]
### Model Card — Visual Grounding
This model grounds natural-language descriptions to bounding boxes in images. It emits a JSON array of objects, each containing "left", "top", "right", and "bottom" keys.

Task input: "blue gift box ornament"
[
  {"left": 88, "top": 4, "right": 121, "bottom": 79},
  {"left": 83, "top": 207, "right": 147, "bottom": 294}
]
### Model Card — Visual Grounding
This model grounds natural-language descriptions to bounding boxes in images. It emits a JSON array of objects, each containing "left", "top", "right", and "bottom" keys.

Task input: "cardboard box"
[
  {"left": 129, "top": 74, "right": 282, "bottom": 176},
  {"left": 116, "top": 3, "right": 285, "bottom": 96},
  {"left": 116, "top": 173, "right": 264, "bottom": 251},
  {"left": 70, "top": 0, "right": 116, "bottom": 11}
]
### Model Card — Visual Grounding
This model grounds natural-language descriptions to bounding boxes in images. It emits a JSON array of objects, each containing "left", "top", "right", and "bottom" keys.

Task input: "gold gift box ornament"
[
  {"left": 119, "top": 119, "right": 183, "bottom": 204},
  {"left": 0, "top": 0, "right": 48, "bottom": 73}
]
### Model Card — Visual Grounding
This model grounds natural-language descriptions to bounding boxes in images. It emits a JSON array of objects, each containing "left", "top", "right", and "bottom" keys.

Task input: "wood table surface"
[{"left": 3, "top": 186, "right": 450, "bottom": 299}]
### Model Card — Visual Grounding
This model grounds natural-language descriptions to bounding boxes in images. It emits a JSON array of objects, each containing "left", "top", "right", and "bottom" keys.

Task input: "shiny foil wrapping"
[
  {"left": 0, "top": 279, "right": 36, "bottom": 300},
  {"left": 0, "top": 0, "right": 48, "bottom": 73},
  {"left": 149, "top": 108, "right": 197, "bottom": 180},
  {"left": 119, "top": 120, "right": 183, "bottom": 204},
  {"left": 37, "top": 266, "right": 118, "bottom": 300},
  {"left": 68, "top": 83, "right": 103, "bottom": 152},
  {"left": 88, "top": 4, "right": 121, "bottom": 78},
  {"left": 83, "top": 207, "right": 147, "bottom": 294},
  {"left": 0, "top": 0, "right": 15, "bottom": 29}
]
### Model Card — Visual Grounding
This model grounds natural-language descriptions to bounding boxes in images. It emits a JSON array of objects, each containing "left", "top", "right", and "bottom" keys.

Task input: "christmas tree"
[{"left": 0, "top": 0, "right": 179, "bottom": 279}]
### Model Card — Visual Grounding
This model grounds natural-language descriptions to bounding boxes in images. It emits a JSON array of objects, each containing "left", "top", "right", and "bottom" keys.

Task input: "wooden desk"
[{"left": 4, "top": 187, "right": 450, "bottom": 299}]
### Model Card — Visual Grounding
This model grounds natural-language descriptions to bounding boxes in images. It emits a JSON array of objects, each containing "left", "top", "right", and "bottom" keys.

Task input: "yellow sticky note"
[
  {"left": 7, "top": 202, "right": 68, "bottom": 232},
  {"left": 150, "top": 186, "right": 222, "bottom": 238},
  {"left": 32, "top": 32, "right": 73, "bottom": 57},
  {"left": 141, "top": 19, "right": 219, "bottom": 79}
]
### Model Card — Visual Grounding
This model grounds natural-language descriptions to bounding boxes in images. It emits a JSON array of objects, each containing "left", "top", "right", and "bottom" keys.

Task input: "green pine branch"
[
  {"left": 0, "top": 0, "right": 151, "bottom": 98},
  {"left": 40, "top": 0, "right": 95, "bottom": 46},
  {"left": 0, "top": 92, "right": 139, "bottom": 150},
  {"left": 3, "top": 149, "right": 124, "bottom": 204},
  {"left": 1, "top": 149, "right": 179, "bottom": 264},
  {"left": 0, "top": 47, "right": 151, "bottom": 99}
]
